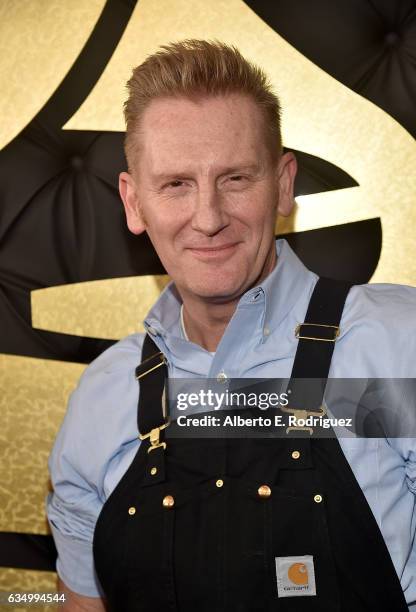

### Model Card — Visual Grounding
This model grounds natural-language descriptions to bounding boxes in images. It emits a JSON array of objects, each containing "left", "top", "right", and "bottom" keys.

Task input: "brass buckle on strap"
[
  {"left": 139, "top": 421, "right": 170, "bottom": 453},
  {"left": 135, "top": 352, "right": 167, "bottom": 380},
  {"left": 281, "top": 404, "right": 327, "bottom": 435},
  {"left": 295, "top": 323, "right": 340, "bottom": 342}
]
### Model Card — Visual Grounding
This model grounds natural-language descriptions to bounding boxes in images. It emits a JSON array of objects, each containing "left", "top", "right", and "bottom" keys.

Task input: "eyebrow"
[
  {"left": 151, "top": 164, "right": 262, "bottom": 182},
  {"left": 218, "top": 164, "right": 262, "bottom": 175}
]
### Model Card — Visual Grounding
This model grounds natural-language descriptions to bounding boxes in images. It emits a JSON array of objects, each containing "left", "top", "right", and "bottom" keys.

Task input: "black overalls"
[{"left": 93, "top": 278, "right": 409, "bottom": 611}]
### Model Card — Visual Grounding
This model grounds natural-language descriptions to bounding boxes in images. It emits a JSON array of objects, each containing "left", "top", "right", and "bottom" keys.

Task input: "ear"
[
  {"left": 119, "top": 171, "right": 146, "bottom": 235},
  {"left": 276, "top": 151, "right": 297, "bottom": 217}
]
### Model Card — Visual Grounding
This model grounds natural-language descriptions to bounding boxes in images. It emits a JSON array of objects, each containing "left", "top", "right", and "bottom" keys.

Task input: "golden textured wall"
[
  {"left": 0, "top": 0, "right": 106, "bottom": 150},
  {"left": 0, "top": 355, "right": 85, "bottom": 535},
  {"left": 1, "top": 0, "right": 416, "bottom": 600},
  {"left": 0, "top": 569, "right": 58, "bottom": 611}
]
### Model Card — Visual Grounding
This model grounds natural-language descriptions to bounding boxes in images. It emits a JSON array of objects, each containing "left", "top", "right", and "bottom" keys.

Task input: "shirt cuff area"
[{"left": 50, "top": 521, "right": 104, "bottom": 598}]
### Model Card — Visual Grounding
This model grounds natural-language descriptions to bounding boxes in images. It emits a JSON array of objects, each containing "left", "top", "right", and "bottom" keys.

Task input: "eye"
[
  {"left": 229, "top": 175, "right": 244, "bottom": 181},
  {"left": 167, "top": 180, "right": 184, "bottom": 188}
]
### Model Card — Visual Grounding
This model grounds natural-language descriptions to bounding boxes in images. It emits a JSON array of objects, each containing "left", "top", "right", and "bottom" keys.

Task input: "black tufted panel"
[
  {"left": 0, "top": 0, "right": 145, "bottom": 361},
  {"left": 0, "top": 125, "right": 164, "bottom": 361},
  {"left": 244, "top": 0, "right": 416, "bottom": 139}
]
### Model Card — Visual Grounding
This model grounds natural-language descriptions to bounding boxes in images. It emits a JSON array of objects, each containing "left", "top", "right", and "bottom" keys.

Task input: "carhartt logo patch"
[{"left": 275, "top": 555, "right": 316, "bottom": 597}]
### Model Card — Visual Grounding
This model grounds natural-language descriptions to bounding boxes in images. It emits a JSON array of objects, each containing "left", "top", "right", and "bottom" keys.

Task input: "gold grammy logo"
[
  {"left": 30, "top": 0, "right": 416, "bottom": 340},
  {"left": 0, "top": 0, "right": 415, "bottom": 580},
  {"left": 64, "top": 0, "right": 416, "bottom": 286}
]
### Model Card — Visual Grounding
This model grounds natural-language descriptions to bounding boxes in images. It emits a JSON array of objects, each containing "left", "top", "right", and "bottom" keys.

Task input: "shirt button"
[
  {"left": 216, "top": 371, "right": 228, "bottom": 383},
  {"left": 146, "top": 325, "right": 158, "bottom": 336},
  {"left": 264, "top": 326, "right": 270, "bottom": 337}
]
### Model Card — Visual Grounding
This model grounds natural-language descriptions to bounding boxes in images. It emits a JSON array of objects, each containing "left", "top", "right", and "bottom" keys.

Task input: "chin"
[{"left": 186, "top": 278, "right": 245, "bottom": 301}]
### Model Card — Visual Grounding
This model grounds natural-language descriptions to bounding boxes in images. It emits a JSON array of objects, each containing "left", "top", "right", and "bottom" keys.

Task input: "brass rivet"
[
  {"left": 258, "top": 485, "right": 272, "bottom": 498},
  {"left": 150, "top": 467, "right": 157, "bottom": 475},
  {"left": 162, "top": 495, "right": 175, "bottom": 508},
  {"left": 291, "top": 450, "right": 300, "bottom": 460},
  {"left": 314, "top": 494, "right": 323, "bottom": 503},
  {"left": 128, "top": 506, "right": 136, "bottom": 515},
  {"left": 216, "top": 479, "right": 224, "bottom": 488}
]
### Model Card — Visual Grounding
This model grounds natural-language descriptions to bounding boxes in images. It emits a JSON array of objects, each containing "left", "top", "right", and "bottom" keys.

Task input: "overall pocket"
[
  {"left": 123, "top": 479, "right": 227, "bottom": 612},
  {"left": 123, "top": 481, "right": 178, "bottom": 611},
  {"left": 267, "top": 485, "right": 341, "bottom": 612}
]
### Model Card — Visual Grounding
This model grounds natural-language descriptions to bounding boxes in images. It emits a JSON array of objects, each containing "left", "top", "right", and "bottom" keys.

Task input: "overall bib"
[{"left": 93, "top": 278, "right": 409, "bottom": 611}]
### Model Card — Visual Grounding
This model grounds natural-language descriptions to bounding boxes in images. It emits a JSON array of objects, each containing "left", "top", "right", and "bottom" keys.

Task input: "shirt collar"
[
  {"left": 249, "top": 238, "right": 316, "bottom": 334},
  {"left": 144, "top": 238, "right": 316, "bottom": 338}
]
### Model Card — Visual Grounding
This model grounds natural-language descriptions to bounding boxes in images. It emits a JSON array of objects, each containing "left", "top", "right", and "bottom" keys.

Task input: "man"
[{"left": 47, "top": 40, "right": 416, "bottom": 611}]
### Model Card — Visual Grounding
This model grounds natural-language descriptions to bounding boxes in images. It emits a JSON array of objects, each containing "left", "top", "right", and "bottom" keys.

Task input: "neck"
[
  {"left": 181, "top": 299, "right": 237, "bottom": 352},
  {"left": 180, "top": 250, "right": 277, "bottom": 352}
]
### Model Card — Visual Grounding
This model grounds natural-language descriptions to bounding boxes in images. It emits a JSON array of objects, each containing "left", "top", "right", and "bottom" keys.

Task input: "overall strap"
[
  {"left": 136, "top": 333, "right": 167, "bottom": 436},
  {"left": 135, "top": 333, "right": 168, "bottom": 485},
  {"left": 134, "top": 277, "right": 353, "bottom": 444},
  {"left": 288, "top": 282, "right": 409, "bottom": 611},
  {"left": 287, "top": 277, "right": 353, "bottom": 418},
  {"left": 291, "top": 277, "right": 353, "bottom": 378}
]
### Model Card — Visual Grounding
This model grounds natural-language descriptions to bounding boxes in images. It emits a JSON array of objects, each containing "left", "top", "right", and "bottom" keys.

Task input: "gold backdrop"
[{"left": 1, "top": 0, "right": 416, "bottom": 602}]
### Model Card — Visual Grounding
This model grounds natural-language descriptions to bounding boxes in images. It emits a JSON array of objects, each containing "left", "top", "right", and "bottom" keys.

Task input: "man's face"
[{"left": 120, "top": 93, "right": 296, "bottom": 304}]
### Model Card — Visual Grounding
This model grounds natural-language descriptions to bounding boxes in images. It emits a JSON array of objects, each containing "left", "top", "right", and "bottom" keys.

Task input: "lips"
[
  {"left": 186, "top": 242, "right": 239, "bottom": 259},
  {"left": 187, "top": 243, "right": 237, "bottom": 251}
]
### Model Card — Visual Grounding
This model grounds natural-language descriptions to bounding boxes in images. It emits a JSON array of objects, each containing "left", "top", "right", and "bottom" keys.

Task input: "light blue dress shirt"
[{"left": 47, "top": 239, "right": 416, "bottom": 608}]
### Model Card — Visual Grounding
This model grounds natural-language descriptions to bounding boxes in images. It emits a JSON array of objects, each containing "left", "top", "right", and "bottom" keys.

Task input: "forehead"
[{"left": 134, "top": 94, "right": 270, "bottom": 176}]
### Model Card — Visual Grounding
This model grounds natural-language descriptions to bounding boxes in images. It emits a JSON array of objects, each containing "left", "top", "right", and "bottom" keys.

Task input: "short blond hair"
[{"left": 123, "top": 39, "right": 282, "bottom": 169}]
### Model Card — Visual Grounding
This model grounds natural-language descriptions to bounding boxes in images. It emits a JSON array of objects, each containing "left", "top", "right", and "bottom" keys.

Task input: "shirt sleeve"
[
  {"left": 46, "top": 334, "right": 142, "bottom": 597},
  {"left": 46, "top": 385, "right": 105, "bottom": 597},
  {"left": 385, "top": 437, "right": 416, "bottom": 610},
  {"left": 387, "top": 437, "right": 416, "bottom": 495}
]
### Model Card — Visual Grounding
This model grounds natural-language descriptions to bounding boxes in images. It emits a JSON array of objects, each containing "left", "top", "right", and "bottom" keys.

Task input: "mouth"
[{"left": 186, "top": 242, "right": 239, "bottom": 259}]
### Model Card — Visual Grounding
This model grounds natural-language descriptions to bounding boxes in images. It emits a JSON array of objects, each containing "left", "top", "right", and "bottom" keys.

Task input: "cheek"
[
  {"left": 237, "top": 199, "right": 276, "bottom": 233},
  {"left": 145, "top": 214, "right": 184, "bottom": 253},
  {"left": 230, "top": 184, "right": 277, "bottom": 217}
]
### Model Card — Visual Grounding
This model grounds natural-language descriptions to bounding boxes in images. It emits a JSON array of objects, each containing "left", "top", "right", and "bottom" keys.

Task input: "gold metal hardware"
[
  {"left": 216, "top": 372, "right": 228, "bottom": 383},
  {"left": 314, "top": 494, "right": 323, "bottom": 503},
  {"left": 163, "top": 495, "right": 175, "bottom": 508},
  {"left": 216, "top": 479, "right": 224, "bottom": 488},
  {"left": 128, "top": 507, "right": 136, "bottom": 515},
  {"left": 258, "top": 485, "right": 272, "bottom": 498},
  {"left": 135, "top": 352, "right": 166, "bottom": 380},
  {"left": 281, "top": 403, "right": 327, "bottom": 435},
  {"left": 295, "top": 323, "right": 340, "bottom": 342},
  {"left": 291, "top": 450, "right": 300, "bottom": 459},
  {"left": 139, "top": 421, "right": 170, "bottom": 454},
  {"left": 150, "top": 467, "right": 157, "bottom": 476}
]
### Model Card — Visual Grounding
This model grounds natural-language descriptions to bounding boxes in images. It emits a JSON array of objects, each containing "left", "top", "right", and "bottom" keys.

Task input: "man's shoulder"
[
  {"left": 335, "top": 281, "right": 416, "bottom": 375},
  {"left": 56, "top": 333, "right": 146, "bottom": 464},
  {"left": 49, "top": 334, "right": 147, "bottom": 514},
  {"left": 83, "top": 332, "right": 145, "bottom": 374},
  {"left": 344, "top": 281, "right": 416, "bottom": 328},
  {"left": 75, "top": 332, "right": 146, "bottom": 398}
]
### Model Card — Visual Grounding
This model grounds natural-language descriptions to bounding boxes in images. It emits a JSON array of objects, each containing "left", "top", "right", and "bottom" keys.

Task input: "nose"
[{"left": 191, "top": 185, "right": 229, "bottom": 236}]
